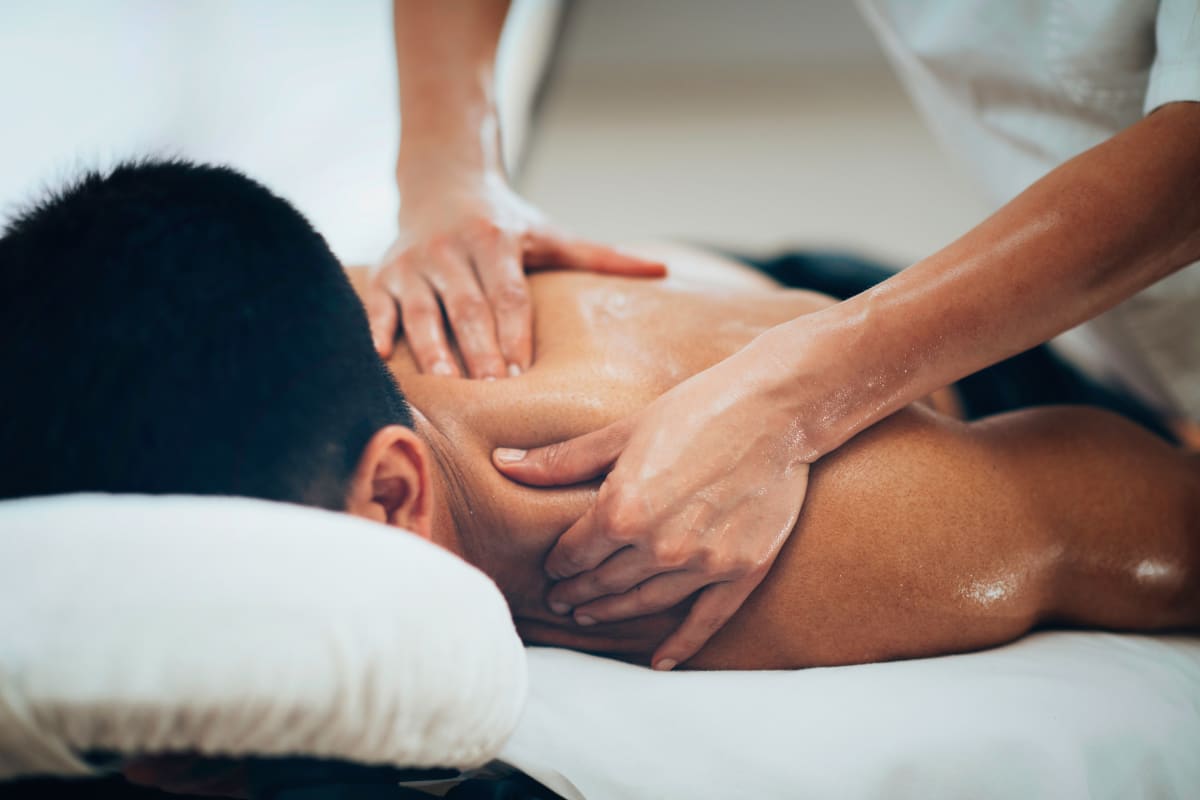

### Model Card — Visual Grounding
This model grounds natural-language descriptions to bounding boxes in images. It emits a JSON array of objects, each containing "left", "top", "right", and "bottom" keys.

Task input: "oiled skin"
[{"left": 352, "top": 246, "right": 1200, "bottom": 669}]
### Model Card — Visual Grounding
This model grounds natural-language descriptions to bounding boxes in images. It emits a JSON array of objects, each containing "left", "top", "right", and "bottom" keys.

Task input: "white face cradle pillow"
[{"left": 0, "top": 493, "right": 527, "bottom": 781}]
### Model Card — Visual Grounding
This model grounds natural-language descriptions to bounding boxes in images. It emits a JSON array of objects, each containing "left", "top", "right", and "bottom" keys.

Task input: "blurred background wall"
[
  {"left": 521, "top": 0, "right": 989, "bottom": 265},
  {"left": 0, "top": 0, "right": 989, "bottom": 269},
  {"left": 0, "top": 1, "right": 399, "bottom": 265}
]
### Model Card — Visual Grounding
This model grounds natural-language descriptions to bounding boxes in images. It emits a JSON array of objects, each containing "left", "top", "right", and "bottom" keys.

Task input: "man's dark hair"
[{"left": 0, "top": 159, "right": 412, "bottom": 508}]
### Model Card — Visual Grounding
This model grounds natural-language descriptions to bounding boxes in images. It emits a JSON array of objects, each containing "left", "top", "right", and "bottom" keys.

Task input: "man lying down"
[{"left": 3, "top": 160, "right": 1197, "bottom": 672}]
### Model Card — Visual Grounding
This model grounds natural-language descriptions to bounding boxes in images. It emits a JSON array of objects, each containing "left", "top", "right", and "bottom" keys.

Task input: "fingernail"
[
  {"left": 549, "top": 601, "right": 571, "bottom": 615},
  {"left": 653, "top": 659, "right": 677, "bottom": 672},
  {"left": 494, "top": 447, "right": 526, "bottom": 464},
  {"left": 507, "top": 363, "right": 522, "bottom": 377},
  {"left": 484, "top": 375, "right": 498, "bottom": 382},
  {"left": 431, "top": 361, "right": 454, "bottom": 377},
  {"left": 575, "top": 614, "right": 595, "bottom": 627}
]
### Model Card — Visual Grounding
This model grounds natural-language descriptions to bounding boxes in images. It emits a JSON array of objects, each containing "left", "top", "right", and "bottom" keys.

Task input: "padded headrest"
[{"left": 0, "top": 494, "right": 527, "bottom": 780}]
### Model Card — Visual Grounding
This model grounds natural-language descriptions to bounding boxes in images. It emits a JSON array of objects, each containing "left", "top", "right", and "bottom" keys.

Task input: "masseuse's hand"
[
  {"left": 365, "top": 167, "right": 665, "bottom": 377},
  {"left": 493, "top": 331, "right": 813, "bottom": 670}
]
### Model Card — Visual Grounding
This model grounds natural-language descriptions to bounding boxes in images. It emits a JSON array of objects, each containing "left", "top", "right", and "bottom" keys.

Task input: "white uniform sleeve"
[{"left": 1145, "top": 0, "right": 1200, "bottom": 113}]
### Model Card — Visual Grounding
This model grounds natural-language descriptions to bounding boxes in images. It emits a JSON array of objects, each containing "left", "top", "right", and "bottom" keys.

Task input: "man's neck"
[{"left": 413, "top": 407, "right": 552, "bottom": 617}]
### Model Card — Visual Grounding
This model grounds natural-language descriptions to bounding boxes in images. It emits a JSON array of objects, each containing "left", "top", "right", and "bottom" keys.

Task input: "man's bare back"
[{"left": 352, "top": 244, "right": 1199, "bottom": 670}]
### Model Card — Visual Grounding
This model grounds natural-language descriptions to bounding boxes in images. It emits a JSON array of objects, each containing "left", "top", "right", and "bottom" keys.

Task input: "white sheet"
[{"left": 502, "top": 635, "right": 1200, "bottom": 799}]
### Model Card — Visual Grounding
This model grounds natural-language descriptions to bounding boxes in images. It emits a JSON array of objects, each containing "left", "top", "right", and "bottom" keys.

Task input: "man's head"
[{"left": 0, "top": 159, "right": 437, "bottom": 534}]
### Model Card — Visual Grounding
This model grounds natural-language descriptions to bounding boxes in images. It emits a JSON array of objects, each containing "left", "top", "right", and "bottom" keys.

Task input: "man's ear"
[{"left": 345, "top": 425, "right": 435, "bottom": 540}]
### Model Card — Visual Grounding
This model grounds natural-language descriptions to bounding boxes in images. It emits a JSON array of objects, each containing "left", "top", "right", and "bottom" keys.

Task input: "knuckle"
[
  {"left": 574, "top": 575, "right": 604, "bottom": 598},
  {"left": 622, "top": 591, "right": 648, "bottom": 613},
  {"left": 590, "top": 573, "right": 618, "bottom": 595},
  {"left": 540, "top": 442, "right": 578, "bottom": 480},
  {"left": 649, "top": 538, "right": 686, "bottom": 568},
  {"left": 694, "top": 545, "right": 724, "bottom": 574},
  {"left": 554, "top": 548, "right": 585, "bottom": 573},
  {"left": 470, "top": 218, "right": 502, "bottom": 244},
  {"left": 448, "top": 295, "right": 489, "bottom": 325},
  {"left": 698, "top": 612, "right": 727, "bottom": 634},
  {"left": 368, "top": 269, "right": 392, "bottom": 291},
  {"left": 427, "top": 234, "right": 456, "bottom": 258},
  {"left": 401, "top": 293, "right": 437, "bottom": 317},
  {"left": 365, "top": 293, "right": 392, "bottom": 320},
  {"left": 391, "top": 250, "right": 420, "bottom": 274},
  {"left": 379, "top": 246, "right": 410, "bottom": 272},
  {"left": 728, "top": 559, "right": 756, "bottom": 578},
  {"left": 407, "top": 308, "right": 438, "bottom": 328},
  {"left": 492, "top": 281, "right": 530, "bottom": 312},
  {"left": 603, "top": 496, "right": 642, "bottom": 544},
  {"left": 538, "top": 444, "right": 566, "bottom": 475},
  {"left": 374, "top": 270, "right": 404, "bottom": 298},
  {"left": 680, "top": 616, "right": 721, "bottom": 645}
]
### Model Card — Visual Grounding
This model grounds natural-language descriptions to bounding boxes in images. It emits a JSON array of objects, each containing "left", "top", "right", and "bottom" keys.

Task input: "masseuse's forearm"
[
  {"left": 393, "top": 0, "right": 510, "bottom": 177},
  {"left": 778, "top": 101, "right": 1200, "bottom": 455}
]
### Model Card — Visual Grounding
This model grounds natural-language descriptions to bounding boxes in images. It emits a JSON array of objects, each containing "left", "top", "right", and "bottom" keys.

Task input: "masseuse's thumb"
[{"left": 492, "top": 417, "right": 635, "bottom": 487}]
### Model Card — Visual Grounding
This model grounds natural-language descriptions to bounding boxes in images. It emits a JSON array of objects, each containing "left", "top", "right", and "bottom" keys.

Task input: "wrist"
[
  {"left": 747, "top": 302, "right": 885, "bottom": 459},
  {"left": 397, "top": 150, "right": 502, "bottom": 191},
  {"left": 398, "top": 88, "right": 503, "bottom": 180},
  {"left": 395, "top": 159, "right": 511, "bottom": 218},
  {"left": 397, "top": 132, "right": 505, "bottom": 189}
]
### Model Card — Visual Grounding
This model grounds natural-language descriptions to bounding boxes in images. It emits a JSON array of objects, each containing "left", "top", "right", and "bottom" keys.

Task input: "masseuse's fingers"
[
  {"left": 394, "top": 275, "right": 460, "bottom": 377},
  {"left": 363, "top": 284, "right": 399, "bottom": 357},
  {"left": 525, "top": 231, "right": 668, "bottom": 278},
  {"left": 474, "top": 236, "right": 533, "bottom": 373},
  {"left": 546, "top": 545, "right": 683, "bottom": 612},
  {"left": 567, "top": 571, "right": 711, "bottom": 625},
  {"left": 425, "top": 244, "right": 507, "bottom": 379},
  {"left": 651, "top": 576, "right": 763, "bottom": 670},
  {"left": 541, "top": 505, "right": 616, "bottom": 586},
  {"left": 493, "top": 415, "right": 636, "bottom": 488}
]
